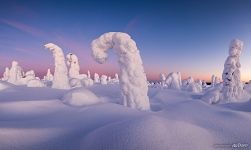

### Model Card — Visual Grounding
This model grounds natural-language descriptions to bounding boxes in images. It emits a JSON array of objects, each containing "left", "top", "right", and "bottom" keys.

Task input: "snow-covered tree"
[
  {"left": 114, "top": 73, "right": 119, "bottom": 81},
  {"left": 221, "top": 39, "right": 244, "bottom": 102},
  {"left": 66, "top": 53, "right": 80, "bottom": 78},
  {"left": 100, "top": 75, "right": 108, "bottom": 85},
  {"left": 165, "top": 72, "right": 182, "bottom": 90},
  {"left": 182, "top": 76, "right": 194, "bottom": 87},
  {"left": 45, "top": 43, "right": 70, "bottom": 89},
  {"left": 2, "top": 67, "right": 10, "bottom": 81},
  {"left": 111, "top": 73, "right": 119, "bottom": 83},
  {"left": 160, "top": 73, "right": 166, "bottom": 87},
  {"left": 44, "top": 69, "right": 53, "bottom": 81},
  {"left": 91, "top": 32, "right": 150, "bottom": 110},
  {"left": 8, "top": 61, "right": 24, "bottom": 84},
  {"left": 182, "top": 77, "right": 202, "bottom": 93},
  {"left": 94, "top": 73, "right": 100, "bottom": 83},
  {"left": 211, "top": 75, "right": 220, "bottom": 87},
  {"left": 87, "top": 70, "right": 91, "bottom": 79}
]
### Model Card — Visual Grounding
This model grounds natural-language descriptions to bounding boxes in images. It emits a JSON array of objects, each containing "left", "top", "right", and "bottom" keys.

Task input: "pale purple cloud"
[{"left": 0, "top": 19, "right": 46, "bottom": 37}]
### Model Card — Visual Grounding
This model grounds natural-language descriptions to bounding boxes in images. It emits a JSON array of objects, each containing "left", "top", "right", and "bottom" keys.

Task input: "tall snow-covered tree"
[
  {"left": 221, "top": 39, "right": 244, "bottom": 102},
  {"left": 44, "top": 43, "right": 70, "bottom": 89},
  {"left": 91, "top": 32, "right": 150, "bottom": 110}
]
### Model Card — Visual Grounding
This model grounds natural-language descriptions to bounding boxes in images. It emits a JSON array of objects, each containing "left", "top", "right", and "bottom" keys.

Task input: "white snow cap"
[
  {"left": 44, "top": 43, "right": 70, "bottom": 89},
  {"left": 66, "top": 53, "right": 80, "bottom": 78},
  {"left": 91, "top": 32, "right": 150, "bottom": 110},
  {"left": 221, "top": 39, "right": 244, "bottom": 102}
]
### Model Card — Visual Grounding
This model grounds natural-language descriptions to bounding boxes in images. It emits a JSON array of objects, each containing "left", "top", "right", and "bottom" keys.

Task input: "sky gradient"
[{"left": 1, "top": 0, "right": 251, "bottom": 81}]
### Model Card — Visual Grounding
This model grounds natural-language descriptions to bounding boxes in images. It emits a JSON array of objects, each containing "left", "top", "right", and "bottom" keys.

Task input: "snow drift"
[
  {"left": 91, "top": 32, "right": 150, "bottom": 110},
  {"left": 61, "top": 88, "right": 101, "bottom": 107}
]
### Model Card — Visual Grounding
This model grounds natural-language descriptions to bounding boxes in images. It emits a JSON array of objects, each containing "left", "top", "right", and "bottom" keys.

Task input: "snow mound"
[
  {"left": 0, "top": 81, "right": 12, "bottom": 91},
  {"left": 81, "top": 115, "right": 213, "bottom": 150},
  {"left": 61, "top": 88, "right": 101, "bottom": 107}
]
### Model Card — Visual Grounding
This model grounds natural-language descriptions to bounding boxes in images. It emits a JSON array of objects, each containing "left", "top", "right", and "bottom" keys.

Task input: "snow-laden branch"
[{"left": 91, "top": 32, "right": 150, "bottom": 110}]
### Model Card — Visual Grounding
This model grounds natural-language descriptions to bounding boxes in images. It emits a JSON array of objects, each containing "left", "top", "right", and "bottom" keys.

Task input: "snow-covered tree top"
[
  {"left": 229, "top": 39, "right": 243, "bottom": 57},
  {"left": 91, "top": 32, "right": 138, "bottom": 64}
]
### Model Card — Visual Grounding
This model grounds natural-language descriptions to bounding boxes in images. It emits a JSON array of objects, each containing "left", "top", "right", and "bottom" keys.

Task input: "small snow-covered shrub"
[
  {"left": 100, "top": 75, "right": 108, "bottom": 85},
  {"left": 61, "top": 88, "right": 101, "bottom": 107},
  {"left": 69, "top": 78, "right": 82, "bottom": 88},
  {"left": 82, "top": 78, "right": 94, "bottom": 87}
]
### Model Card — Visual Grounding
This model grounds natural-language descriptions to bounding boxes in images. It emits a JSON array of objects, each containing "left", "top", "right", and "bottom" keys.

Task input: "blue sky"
[{"left": 1, "top": 0, "right": 251, "bottom": 81}]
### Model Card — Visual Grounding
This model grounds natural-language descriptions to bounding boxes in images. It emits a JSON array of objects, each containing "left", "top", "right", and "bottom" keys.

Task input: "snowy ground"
[{"left": 0, "top": 84, "right": 251, "bottom": 150}]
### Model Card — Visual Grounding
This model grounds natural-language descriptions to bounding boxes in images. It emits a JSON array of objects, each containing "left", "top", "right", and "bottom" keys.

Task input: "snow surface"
[
  {"left": 0, "top": 84, "right": 251, "bottom": 150},
  {"left": 0, "top": 81, "right": 12, "bottom": 91}
]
